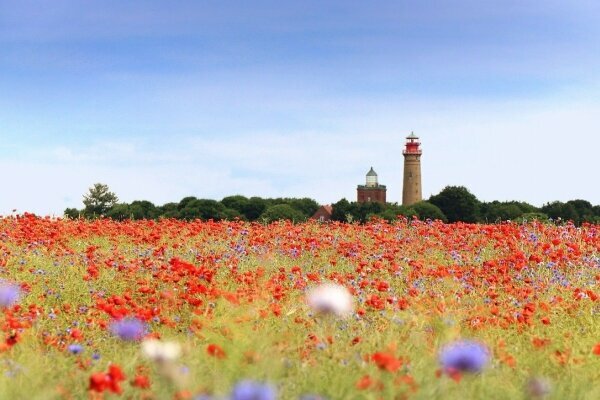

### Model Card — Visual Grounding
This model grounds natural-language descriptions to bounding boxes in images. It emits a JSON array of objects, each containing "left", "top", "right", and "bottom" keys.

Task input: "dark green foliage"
[
  {"left": 515, "top": 212, "right": 550, "bottom": 223},
  {"left": 285, "top": 198, "right": 320, "bottom": 217},
  {"left": 129, "top": 200, "right": 159, "bottom": 220},
  {"left": 541, "top": 201, "right": 579, "bottom": 223},
  {"left": 512, "top": 201, "right": 538, "bottom": 214},
  {"left": 331, "top": 201, "right": 417, "bottom": 223},
  {"left": 353, "top": 202, "right": 384, "bottom": 223},
  {"left": 158, "top": 202, "right": 179, "bottom": 218},
  {"left": 331, "top": 199, "right": 351, "bottom": 222},
  {"left": 177, "top": 196, "right": 199, "bottom": 211},
  {"left": 222, "top": 196, "right": 318, "bottom": 221},
  {"left": 480, "top": 201, "right": 524, "bottom": 222},
  {"left": 429, "top": 186, "right": 480, "bottom": 223},
  {"left": 260, "top": 204, "right": 306, "bottom": 223},
  {"left": 82, "top": 183, "right": 118, "bottom": 216},
  {"left": 178, "top": 199, "right": 227, "bottom": 220},
  {"left": 408, "top": 201, "right": 447, "bottom": 222},
  {"left": 66, "top": 183, "right": 599, "bottom": 224},
  {"left": 376, "top": 208, "right": 398, "bottom": 222},
  {"left": 243, "top": 197, "right": 268, "bottom": 220},
  {"left": 104, "top": 203, "right": 132, "bottom": 221},
  {"left": 222, "top": 207, "right": 244, "bottom": 220},
  {"left": 104, "top": 201, "right": 159, "bottom": 221},
  {"left": 175, "top": 197, "right": 239, "bottom": 220},
  {"left": 63, "top": 208, "right": 81, "bottom": 219},
  {"left": 71, "top": 192, "right": 319, "bottom": 222},
  {"left": 221, "top": 195, "right": 249, "bottom": 214},
  {"left": 566, "top": 200, "right": 595, "bottom": 223},
  {"left": 377, "top": 205, "right": 417, "bottom": 222}
]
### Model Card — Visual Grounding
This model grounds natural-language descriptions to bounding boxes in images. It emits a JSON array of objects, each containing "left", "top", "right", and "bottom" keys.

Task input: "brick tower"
[
  {"left": 357, "top": 167, "right": 386, "bottom": 203},
  {"left": 402, "top": 132, "right": 422, "bottom": 206}
]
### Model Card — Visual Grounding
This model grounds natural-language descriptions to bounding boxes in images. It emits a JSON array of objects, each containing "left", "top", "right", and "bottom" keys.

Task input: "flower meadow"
[{"left": 0, "top": 215, "right": 599, "bottom": 399}]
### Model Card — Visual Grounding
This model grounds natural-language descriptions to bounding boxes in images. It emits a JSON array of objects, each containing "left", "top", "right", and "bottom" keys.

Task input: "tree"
[
  {"left": 260, "top": 204, "right": 305, "bottom": 223},
  {"left": 177, "top": 196, "right": 199, "bottom": 211},
  {"left": 128, "top": 200, "right": 159, "bottom": 220},
  {"left": 377, "top": 205, "right": 416, "bottom": 222},
  {"left": 222, "top": 207, "right": 244, "bottom": 220},
  {"left": 354, "top": 202, "right": 384, "bottom": 223},
  {"left": 331, "top": 199, "right": 351, "bottom": 222},
  {"left": 541, "top": 201, "right": 579, "bottom": 223},
  {"left": 286, "top": 198, "right": 320, "bottom": 219},
  {"left": 512, "top": 201, "right": 538, "bottom": 214},
  {"left": 105, "top": 203, "right": 132, "bottom": 221},
  {"left": 408, "top": 201, "right": 447, "bottom": 222},
  {"left": 179, "top": 199, "right": 228, "bottom": 220},
  {"left": 429, "top": 186, "right": 480, "bottom": 223},
  {"left": 480, "top": 201, "right": 524, "bottom": 222},
  {"left": 242, "top": 197, "right": 268, "bottom": 221},
  {"left": 64, "top": 208, "right": 81, "bottom": 219},
  {"left": 566, "top": 200, "right": 594, "bottom": 224},
  {"left": 159, "top": 202, "right": 179, "bottom": 219},
  {"left": 515, "top": 212, "right": 550, "bottom": 223},
  {"left": 221, "top": 195, "right": 249, "bottom": 213},
  {"left": 82, "top": 183, "right": 118, "bottom": 217}
]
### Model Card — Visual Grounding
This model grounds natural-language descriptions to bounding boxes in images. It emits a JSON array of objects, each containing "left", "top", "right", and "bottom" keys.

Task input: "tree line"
[
  {"left": 332, "top": 186, "right": 599, "bottom": 224},
  {"left": 333, "top": 186, "right": 599, "bottom": 224},
  {"left": 65, "top": 183, "right": 600, "bottom": 224},
  {"left": 64, "top": 183, "right": 319, "bottom": 222}
]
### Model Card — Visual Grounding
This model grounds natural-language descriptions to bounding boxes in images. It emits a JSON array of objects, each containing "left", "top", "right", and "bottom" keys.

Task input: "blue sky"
[{"left": 1, "top": 1, "right": 599, "bottom": 215}]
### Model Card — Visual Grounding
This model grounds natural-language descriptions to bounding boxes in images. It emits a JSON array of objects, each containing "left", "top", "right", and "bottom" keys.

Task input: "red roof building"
[{"left": 312, "top": 204, "right": 333, "bottom": 222}]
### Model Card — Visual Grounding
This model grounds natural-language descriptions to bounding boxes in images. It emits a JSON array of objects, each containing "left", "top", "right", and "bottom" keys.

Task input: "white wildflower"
[
  {"left": 306, "top": 283, "right": 354, "bottom": 317},
  {"left": 141, "top": 339, "right": 181, "bottom": 363}
]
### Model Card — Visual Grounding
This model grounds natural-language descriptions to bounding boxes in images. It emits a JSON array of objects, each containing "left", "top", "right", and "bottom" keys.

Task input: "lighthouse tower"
[{"left": 402, "top": 132, "right": 422, "bottom": 206}]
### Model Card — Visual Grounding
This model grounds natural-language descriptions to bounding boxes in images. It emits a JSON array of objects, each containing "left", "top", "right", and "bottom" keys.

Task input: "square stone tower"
[{"left": 357, "top": 167, "right": 387, "bottom": 203}]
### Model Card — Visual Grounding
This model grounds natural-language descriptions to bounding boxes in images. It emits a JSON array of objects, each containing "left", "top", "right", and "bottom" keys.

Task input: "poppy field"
[{"left": 0, "top": 215, "right": 599, "bottom": 399}]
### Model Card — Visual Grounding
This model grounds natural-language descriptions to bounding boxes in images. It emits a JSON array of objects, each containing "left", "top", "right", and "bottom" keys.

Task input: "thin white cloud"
[{"left": 1, "top": 88, "right": 599, "bottom": 216}]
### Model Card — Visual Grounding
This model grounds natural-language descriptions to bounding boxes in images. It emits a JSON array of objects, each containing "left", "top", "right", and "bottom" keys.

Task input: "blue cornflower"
[
  {"left": 68, "top": 344, "right": 83, "bottom": 354},
  {"left": 439, "top": 340, "right": 490, "bottom": 373},
  {"left": 231, "top": 380, "right": 276, "bottom": 400},
  {"left": 110, "top": 317, "right": 146, "bottom": 341},
  {"left": 0, "top": 283, "right": 20, "bottom": 308}
]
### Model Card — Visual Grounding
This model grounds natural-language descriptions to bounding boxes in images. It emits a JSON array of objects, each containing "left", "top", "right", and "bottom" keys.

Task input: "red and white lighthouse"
[{"left": 402, "top": 132, "right": 422, "bottom": 206}]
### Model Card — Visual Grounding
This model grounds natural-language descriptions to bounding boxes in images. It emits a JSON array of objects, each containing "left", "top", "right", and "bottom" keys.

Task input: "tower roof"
[
  {"left": 366, "top": 167, "right": 377, "bottom": 176},
  {"left": 407, "top": 131, "right": 418, "bottom": 139}
]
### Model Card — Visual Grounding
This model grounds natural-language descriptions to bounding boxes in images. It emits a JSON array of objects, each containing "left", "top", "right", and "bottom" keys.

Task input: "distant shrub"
[
  {"left": 260, "top": 204, "right": 306, "bottom": 223},
  {"left": 515, "top": 212, "right": 550, "bottom": 223}
]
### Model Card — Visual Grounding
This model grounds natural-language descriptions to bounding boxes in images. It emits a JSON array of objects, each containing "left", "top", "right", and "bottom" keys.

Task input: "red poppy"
[
  {"left": 206, "top": 343, "right": 226, "bottom": 358},
  {"left": 371, "top": 351, "right": 403, "bottom": 372},
  {"left": 131, "top": 374, "right": 151, "bottom": 389}
]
